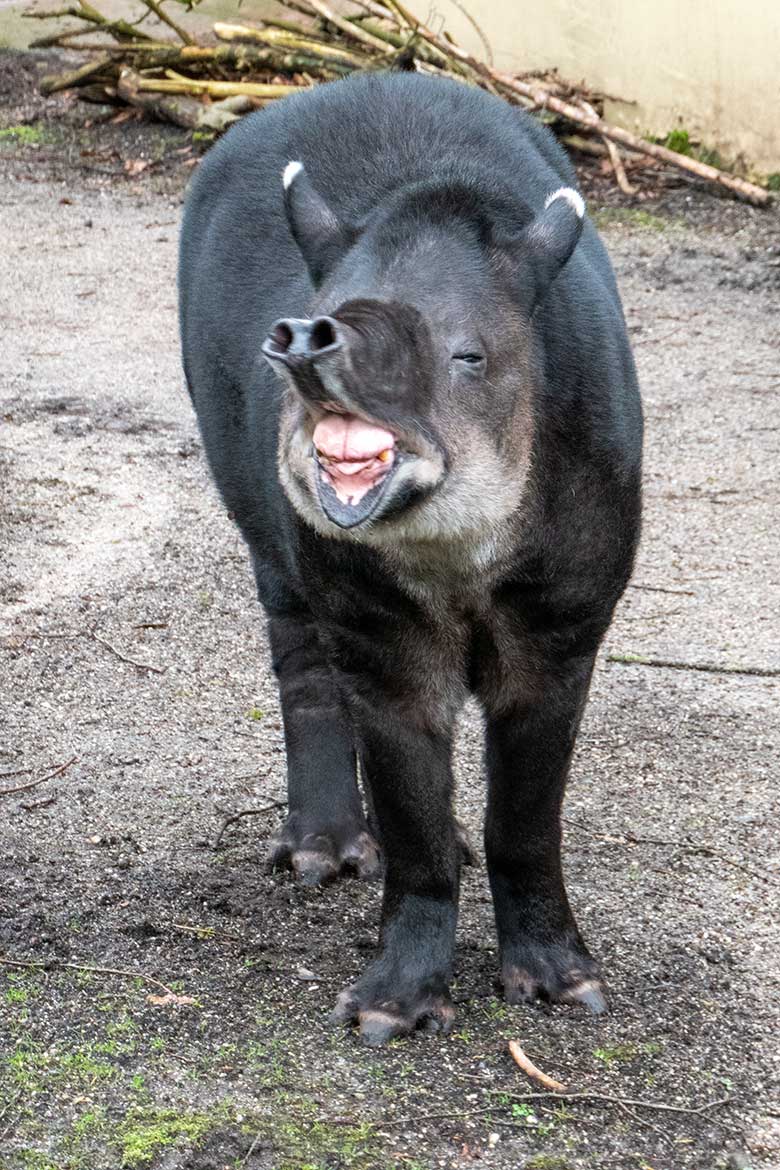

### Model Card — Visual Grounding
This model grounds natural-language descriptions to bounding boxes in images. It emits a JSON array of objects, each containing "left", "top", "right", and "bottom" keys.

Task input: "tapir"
[{"left": 179, "top": 72, "right": 643, "bottom": 1045}]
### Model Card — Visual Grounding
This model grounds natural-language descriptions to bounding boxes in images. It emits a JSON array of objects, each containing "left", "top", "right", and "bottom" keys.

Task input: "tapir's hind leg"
[{"left": 267, "top": 611, "right": 381, "bottom": 885}]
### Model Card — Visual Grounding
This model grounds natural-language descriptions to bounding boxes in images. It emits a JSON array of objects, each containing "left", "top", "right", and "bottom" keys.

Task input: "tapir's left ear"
[
  {"left": 282, "top": 161, "right": 357, "bottom": 286},
  {"left": 520, "top": 186, "right": 586, "bottom": 305}
]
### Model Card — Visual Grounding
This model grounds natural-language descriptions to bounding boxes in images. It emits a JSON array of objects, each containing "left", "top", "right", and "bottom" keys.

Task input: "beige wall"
[{"left": 428, "top": 0, "right": 780, "bottom": 174}]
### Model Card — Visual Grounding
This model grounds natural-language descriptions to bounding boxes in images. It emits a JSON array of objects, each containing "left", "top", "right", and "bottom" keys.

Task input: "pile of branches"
[{"left": 27, "top": 0, "right": 770, "bottom": 205}]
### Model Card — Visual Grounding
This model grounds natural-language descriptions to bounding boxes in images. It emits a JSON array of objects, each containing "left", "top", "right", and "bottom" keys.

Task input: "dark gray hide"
[{"left": 179, "top": 73, "right": 642, "bottom": 1045}]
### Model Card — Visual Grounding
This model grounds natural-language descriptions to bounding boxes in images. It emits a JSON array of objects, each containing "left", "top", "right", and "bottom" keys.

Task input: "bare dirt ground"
[{"left": 1, "top": 49, "right": 779, "bottom": 1170}]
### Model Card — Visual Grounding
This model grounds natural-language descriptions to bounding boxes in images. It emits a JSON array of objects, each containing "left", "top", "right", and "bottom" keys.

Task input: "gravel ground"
[{"left": 1, "top": 49, "right": 779, "bottom": 1170}]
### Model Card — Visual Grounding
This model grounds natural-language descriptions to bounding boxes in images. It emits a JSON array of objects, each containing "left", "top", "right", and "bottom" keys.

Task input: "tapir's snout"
[{"left": 262, "top": 316, "right": 343, "bottom": 367}]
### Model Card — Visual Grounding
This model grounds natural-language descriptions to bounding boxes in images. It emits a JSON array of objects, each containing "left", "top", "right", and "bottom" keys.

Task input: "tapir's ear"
[
  {"left": 282, "top": 161, "right": 356, "bottom": 285},
  {"left": 520, "top": 186, "right": 586, "bottom": 304}
]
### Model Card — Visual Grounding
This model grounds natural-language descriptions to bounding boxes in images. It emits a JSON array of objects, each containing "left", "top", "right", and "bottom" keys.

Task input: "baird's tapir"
[{"left": 179, "top": 72, "right": 642, "bottom": 1045}]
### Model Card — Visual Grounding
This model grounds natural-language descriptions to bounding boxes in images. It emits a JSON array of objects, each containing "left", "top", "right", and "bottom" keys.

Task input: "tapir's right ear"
[
  {"left": 282, "top": 161, "right": 356, "bottom": 286},
  {"left": 517, "top": 186, "right": 586, "bottom": 306}
]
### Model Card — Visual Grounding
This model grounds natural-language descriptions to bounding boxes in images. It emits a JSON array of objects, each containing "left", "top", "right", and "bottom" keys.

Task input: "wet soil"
[{"left": 1, "top": 47, "right": 779, "bottom": 1170}]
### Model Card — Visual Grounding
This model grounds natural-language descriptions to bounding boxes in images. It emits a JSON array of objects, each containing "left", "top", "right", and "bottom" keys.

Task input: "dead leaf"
[
  {"left": 124, "top": 158, "right": 149, "bottom": 176},
  {"left": 146, "top": 991, "right": 196, "bottom": 1007}
]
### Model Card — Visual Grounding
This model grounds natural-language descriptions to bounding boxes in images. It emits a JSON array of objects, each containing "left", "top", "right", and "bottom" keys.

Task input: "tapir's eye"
[{"left": 453, "top": 352, "right": 486, "bottom": 369}]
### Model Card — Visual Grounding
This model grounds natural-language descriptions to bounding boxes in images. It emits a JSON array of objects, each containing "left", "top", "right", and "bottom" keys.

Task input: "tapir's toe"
[
  {"left": 269, "top": 822, "right": 381, "bottom": 886},
  {"left": 501, "top": 939, "right": 606, "bottom": 1013}
]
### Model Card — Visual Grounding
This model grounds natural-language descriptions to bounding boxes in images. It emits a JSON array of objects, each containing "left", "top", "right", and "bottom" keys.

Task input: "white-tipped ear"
[
  {"left": 544, "top": 186, "right": 586, "bottom": 219},
  {"left": 283, "top": 160, "right": 304, "bottom": 190}
]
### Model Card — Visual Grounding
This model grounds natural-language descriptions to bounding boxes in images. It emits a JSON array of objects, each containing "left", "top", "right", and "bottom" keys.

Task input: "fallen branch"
[
  {"left": 136, "top": 72, "right": 304, "bottom": 100},
  {"left": 0, "top": 756, "right": 77, "bottom": 798},
  {"left": 607, "top": 651, "right": 780, "bottom": 677},
  {"left": 213, "top": 800, "right": 287, "bottom": 849},
  {"left": 0, "top": 956, "right": 178, "bottom": 997},
  {"left": 118, "top": 67, "right": 248, "bottom": 131},
  {"left": 508, "top": 1040, "right": 567, "bottom": 1092}
]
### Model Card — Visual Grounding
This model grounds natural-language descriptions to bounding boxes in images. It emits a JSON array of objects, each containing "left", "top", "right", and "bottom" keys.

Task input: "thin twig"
[
  {"left": 628, "top": 583, "right": 696, "bottom": 596},
  {"left": 607, "top": 651, "right": 780, "bottom": 677},
  {"left": 0, "top": 756, "right": 77, "bottom": 798},
  {"left": 0, "top": 956, "right": 177, "bottom": 997},
  {"left": 90, "top": 630, "right": 166, "bottom": 673},
  {"left": 137, "top": 0, "right": 194, "bottom": 44},
  {"left": 213, "top": 800, "right": 287, "bottom": 849},
  {"left": 564, "top": 820, "right": 779, "bottom": 887}
]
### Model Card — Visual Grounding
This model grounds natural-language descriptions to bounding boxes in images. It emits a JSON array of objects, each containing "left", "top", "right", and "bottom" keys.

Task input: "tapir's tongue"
[{"left": 313, "top": 412, "right": 396, "bottom": 505}]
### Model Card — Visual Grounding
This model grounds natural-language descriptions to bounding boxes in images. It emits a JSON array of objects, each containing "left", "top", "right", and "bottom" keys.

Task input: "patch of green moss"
[
  {"left": 16, "top": 1151, "right": 61, "bottom": 1170},
  {"left": 525, "top": 1158, "right": 573, "bottom": 1170},
  {"left": 766, "top": 173, "right": 780, "bottom": 192},
  {"left": 593, "top": 1040, "right": 662, "bottom": 1067},
  {"left": 592, "top": 207, "right": 670, "bottom": 232},
  {"left": 246, "top": 1096, "right": 378, "bottom": 1170},
  {"left": 0, "top": 124, "right": 49, "bottom": 145},
  {"left": 116, "top": 1107, "right": 215, "bottom": 1167}
]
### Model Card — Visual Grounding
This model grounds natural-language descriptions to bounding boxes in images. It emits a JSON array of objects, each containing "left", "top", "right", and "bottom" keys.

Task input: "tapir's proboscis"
[{"left": 179, "top": 73, "right": 643, "bottom": 1045}]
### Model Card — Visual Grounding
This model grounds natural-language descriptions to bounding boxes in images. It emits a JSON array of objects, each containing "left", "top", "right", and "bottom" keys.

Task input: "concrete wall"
[{"left": 430, "top": 0, "right": 780, "bottom": 174}]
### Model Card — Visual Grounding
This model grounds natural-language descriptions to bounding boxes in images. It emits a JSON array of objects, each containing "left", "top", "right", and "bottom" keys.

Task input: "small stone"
[{"left": 296, "top": 966, "right": 318, "bottom": 981}]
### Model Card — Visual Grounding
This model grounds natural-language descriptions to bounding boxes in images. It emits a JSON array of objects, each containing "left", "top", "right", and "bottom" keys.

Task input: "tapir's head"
[{"left": 263, "top": 161, "right": 585, "bottom": 543}]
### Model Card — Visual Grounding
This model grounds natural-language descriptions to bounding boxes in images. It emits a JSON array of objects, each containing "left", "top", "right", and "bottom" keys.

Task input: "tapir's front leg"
[
  {"left": 479, "top": 635, "right": 607, "bottom": 1013},
  {"left": 327, "top": 624, "right": 465, "bottom": 1045}
]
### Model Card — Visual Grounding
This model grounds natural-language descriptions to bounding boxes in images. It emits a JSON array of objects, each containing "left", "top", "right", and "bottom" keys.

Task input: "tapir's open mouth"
[{"left": 312, "top": 411, "right": 403, "bottom": 528}]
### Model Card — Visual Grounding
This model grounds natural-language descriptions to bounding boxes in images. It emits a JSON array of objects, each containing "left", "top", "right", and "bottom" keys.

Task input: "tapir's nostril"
[
  {"left": 269, "top": 321, "right": 294, "bottom": 353},
  {"left": 310, "top": 317, "right": 338, "bottom": 352}
]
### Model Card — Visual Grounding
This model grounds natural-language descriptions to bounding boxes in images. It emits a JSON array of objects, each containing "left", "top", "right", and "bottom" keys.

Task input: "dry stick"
[
  {"left": 565, "top": 819, "right": 779, "bottom": 888},
  {"left": 214, "top": 800, "right": 287, "bottom": 850},
  {"left": 0, "top": 956, "right": 177, "bottom": 997},
  {"left": 379, "top": 1092, "right": 731, "bottom": 1128},
  {"left": 607, "top": 651, "right": 780, "bottom": 677},
  {"left": 508, "top": 1040, "right": 566, "bottom": 1092},
  {"left": 138, "top": 74, "right": 304, "bottom": 99},
  {"left": 581, "top": 98, "right": 636, "bottom": 195},
  {"left": 304, "top": 0, "right": 395, "bottom": 53},
  {"left": 350, "top": 0, "right": 397, "bottom": 21},
  {"left": 90, "top": 630, "right": 165, "bottom": 674},
  {"left": 628, "top": 583, "right": 696, "bottom": 596},
  {"left": 445, "top": 0, "right": 494, "bottom": 66},
  {"left": 0, "top": 756, "right": 77, "bottom": 799},
  {"left": 214, "top": 22, "right": 365, "bottom": 69},
  {"left": 137, "top": 0, "right": 193, "bottom": 45},
  {"left": 40, "top": 54, "right": 114, "bottom": 94}
]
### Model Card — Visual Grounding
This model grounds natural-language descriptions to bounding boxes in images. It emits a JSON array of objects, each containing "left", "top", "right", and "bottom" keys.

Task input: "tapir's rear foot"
[
  {"left": 330, "top": 970, "right": 455, "bottom": 1046},
  {"left": 269, "top": 817, "right": 381, "bottom": 886},
  {"left": 501, "top": 936, "right": 607, "bottom": 1014}
]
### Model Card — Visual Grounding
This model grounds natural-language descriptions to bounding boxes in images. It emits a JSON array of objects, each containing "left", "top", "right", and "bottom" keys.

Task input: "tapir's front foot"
[
  {"left": 331, "top": 963, "right": 455, "bottom": 1046},
  {"left": 500, "top": 931, "right": 606, "bottom": 1013},
  {"left": 269, "top": 812, "right": 381, "bottom": 886}
]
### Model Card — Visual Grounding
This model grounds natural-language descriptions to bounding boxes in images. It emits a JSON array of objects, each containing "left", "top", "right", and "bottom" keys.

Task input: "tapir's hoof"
[
  {"left": 501, "top": 939, "right": 607, "bottom": 1014},
  {"left": 330, "top": 982, "right": 456, "bottom": 1046},
  {"left": 268, "top": 822, "right": 381, "bottom": 886}
]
